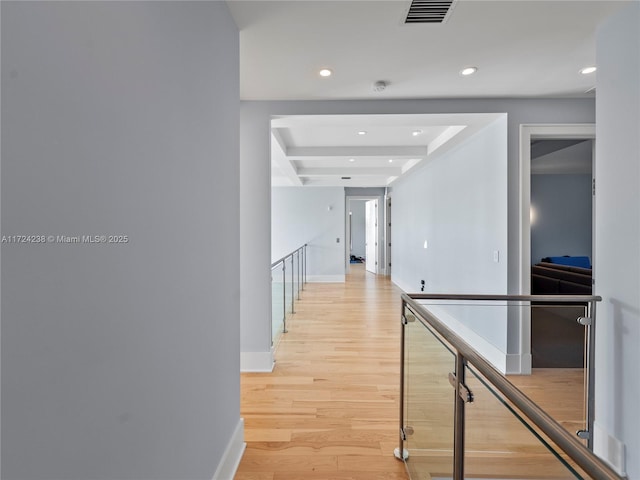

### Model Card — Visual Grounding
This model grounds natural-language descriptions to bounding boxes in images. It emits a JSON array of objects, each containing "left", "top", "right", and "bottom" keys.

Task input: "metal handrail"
[
  {"left": 271, "top": 243, "right": 307, "bottom": 269},
  {"left": 407, "top": 293, "right": 602, "bottom": 303},
  {"left": 400, "top": 293, "right": 624, "bottom": 480}
]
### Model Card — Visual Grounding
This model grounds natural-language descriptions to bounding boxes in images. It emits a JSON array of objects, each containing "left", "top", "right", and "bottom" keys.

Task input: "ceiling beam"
[
  {"left": 271, "top": 129, "right": 303, "bottom": 186},
  {"left": 297, "top": 167, "right": 403, "bottom": 176},
  {"left": 286, "top": 146, "right": 427, "bottom": 158}
]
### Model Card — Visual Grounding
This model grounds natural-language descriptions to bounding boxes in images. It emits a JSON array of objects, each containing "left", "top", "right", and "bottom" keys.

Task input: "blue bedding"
[{"left": 543, "top": 256, "right": 591, "bottom": 269}]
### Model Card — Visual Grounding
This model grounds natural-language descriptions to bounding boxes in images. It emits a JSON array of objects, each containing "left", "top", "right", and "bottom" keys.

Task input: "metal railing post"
[
  {"left": 453, "top": 352, "right": 466, "bottom": 480},
  {"left": 271, "top": 244, "right": 309, "bottom": 338},
  {"left": 297, "top": 250, "right": 301, "bottom": 300},
  {"left": 282, "top": 261, "right": 287, "bottom": 333},
  {"left": 398, "top": 299, "right": 407, "bottom": 462},
  {"left": 291, "top": 255, "right": 295, "bottom": 314},
  {"left": 585, "top": 299, "right": 597, "bottom": 450}
]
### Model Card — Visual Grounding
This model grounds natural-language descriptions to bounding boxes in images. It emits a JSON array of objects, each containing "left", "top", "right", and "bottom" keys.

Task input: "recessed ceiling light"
[
  {"left": 460, "top": 67, "right": 478, "bottom": 76},
  {"left": 349, "top": 158, "right": 355, "bottom": 162},
  {"left": 388, "top": 159, "right": 394, "bottom": 163},
  {"left": 580, "top": 66, "right": 597, "bottom": 75},
  {"left": 412, "top": 129, "right": 423, "bottom": 136},
  {"left": 357, "top": 131, "right": 367, "bottom": 136},
  {"left": 319, "top": 68, "right": 333, "bottom": 77}
]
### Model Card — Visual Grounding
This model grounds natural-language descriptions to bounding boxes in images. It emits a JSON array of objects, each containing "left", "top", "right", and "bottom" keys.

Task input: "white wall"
[
  {"left": 391, "top": 116, "right": 510, "bottom": 367},
  {"left": 1, "top": 3, "right": 242, "bottom": 479},
  {"left": 350, "top": 201, "right": 367, "bottom": 258},
  {"left": 594, "top": 3, "right": 640, "bottom": 477},
  {"left": 531, "top": 174, "right": 593, "bottom": 265},
  {"left": 391, "top": 116, "right": 508, "bottom": 295},
  {"left": 240, "top": 98, "right": 595, "bottom": 374},
  {"left": 272, "top": 187, "right": 345, "bottom": 282}
]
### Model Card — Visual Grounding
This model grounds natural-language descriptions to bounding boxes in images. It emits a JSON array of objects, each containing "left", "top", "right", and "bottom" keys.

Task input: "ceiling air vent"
[{"left": 405, "top": 0, "right": 455, "bottom": 24}]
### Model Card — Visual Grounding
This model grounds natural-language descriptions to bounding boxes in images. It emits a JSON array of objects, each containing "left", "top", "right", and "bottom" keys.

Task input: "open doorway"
[
  {"left": 530, "top": 139, "right": 593, "bottom": 267},
  {"left": 519, "top": 123, "right": 595, "bottom": 372},
  {"left": 365, "top": 199, "right": 378, "bottom": 274},
  {"left": 519, "top": 124, "right": 596, "bottom": 293},
  {"left": 346, "top": 193, "right": 385, "bottom": 275}
]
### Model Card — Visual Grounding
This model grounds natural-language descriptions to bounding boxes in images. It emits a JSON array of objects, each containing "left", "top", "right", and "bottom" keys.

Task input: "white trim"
[
  {"left": 518, "top": 123, "right": 596, "bottom": 295},
  {"left": 593, "top": 421, "right": 627, "bottom": 476},
  {"left": 518, "top": 124, "right": 595, "bottom": 375},
  {"left": 307, "top": 274, "right": 345, "bottom": 283},
  {"left": 240, "top": 351, "right": 274, "bottom": 372},
  {"left": 345, "top": 194, "right": 386, "bottom": 275},
  {"left": 506, "top": 352, "right": 531, "bottom": 375},
  {"left": 212, "top": 418, "right": 246, "bottom": 480}
]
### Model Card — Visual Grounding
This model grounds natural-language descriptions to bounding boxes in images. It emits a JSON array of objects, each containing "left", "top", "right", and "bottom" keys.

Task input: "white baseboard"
[
  {"left": 593, "top": 421, "right": 626, "bottom": 476},
  {"left": 306, "top": 274, "right": 345, "bottom": 283},
  {"left": 212, "top": 418, "right": 246, "bottom": 480},
  {"left": 506, "top": 353, "right": 531, "bottom": 375},
  {"left": 240, "top": 350, "right": 274, "bottom": 372}
]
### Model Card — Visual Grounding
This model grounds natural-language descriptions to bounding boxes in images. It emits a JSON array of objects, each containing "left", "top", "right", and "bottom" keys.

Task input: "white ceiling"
[
  {"left": 228, "top": 0, "right": 627, "bottom": 187},
  {"left": 271, "top": 113, "right": 502, "bottom": 186}
]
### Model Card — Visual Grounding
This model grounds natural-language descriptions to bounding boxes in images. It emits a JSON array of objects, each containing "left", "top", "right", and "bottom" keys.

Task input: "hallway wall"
[
  {"left": 530, "top": 173, "right": 592, "bottom": 265},
  {"left": 272, "top": 186, "right": 345, "bottom": 282},
  {"left": 594, "top": 3, "right": 640, "bottom": 476},
  {"left": 390, "top": 115, "right": 510, "bottom": 369},
  {"left": 1, "top": 3, "right": 241, "bottom": 479}
]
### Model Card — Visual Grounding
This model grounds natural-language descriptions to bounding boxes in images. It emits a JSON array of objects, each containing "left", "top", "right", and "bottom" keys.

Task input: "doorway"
[
  {"left": 519, "top": 124, "right": 596, "bottom": 293},
  {"left": 345, "top": 195, "right": 384, "bottom": 275},
  {"left": 365, "top": 199, "right": 378, "bottom": 274},
  {"left": 518, "top": 123, "right": 596, "bottom": 373}
]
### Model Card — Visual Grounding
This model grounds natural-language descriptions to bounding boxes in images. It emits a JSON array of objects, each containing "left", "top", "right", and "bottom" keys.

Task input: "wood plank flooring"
[
  {"left": 236, "top": 264, "right": 406, "bottom": 480},
  {"left": 235, "top": 264, "right": 585, "bottom": 480}
]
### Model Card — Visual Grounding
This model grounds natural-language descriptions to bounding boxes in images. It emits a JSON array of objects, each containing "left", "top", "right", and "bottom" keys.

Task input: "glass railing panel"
[
  {"left": 271, "top": 264, "right": 285, "bottom": 346},
  {"left": 403, "top": 306, "right": 456, "bottom": 479},
  {"left": 531, "top": 303, "right": 587, "bottom": 368},
  {"left": 529, "top": 303, "right": 588, "bottom": 441},
  {"left": 284, "top": 260, "right": 293, "bottom": 316},
  {"left": 414, "top": 299, "right": 512, "bottom": 355},
  {"left": 464, "top": 364, "right": 587, "bottom": 479},
  {"left": 413, "top": 299, "right": 589, "bottom": 441}
]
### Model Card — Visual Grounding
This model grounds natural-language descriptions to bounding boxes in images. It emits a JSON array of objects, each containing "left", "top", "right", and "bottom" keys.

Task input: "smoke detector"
[{"left": 373, "top": 81, "right": 388, "bottom": 92}]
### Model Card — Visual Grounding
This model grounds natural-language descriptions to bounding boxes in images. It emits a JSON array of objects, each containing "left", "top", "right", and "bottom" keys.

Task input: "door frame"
[
  {"left": 519, "top": 123, "right": 596, "bottom": 294},
  {"left": 365, "top": 199, "right": 379, "bottom": 274},
  {"left": 345, "top": 195, "right": 384, "bottom": 274},
  {"left": 518, "top": 124, "right": 595, "bottom": 375}
]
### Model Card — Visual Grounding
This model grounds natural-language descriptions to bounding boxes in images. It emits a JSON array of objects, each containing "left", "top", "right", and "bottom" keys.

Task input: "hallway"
[
  {"left": 235, "top": 264, "right": 586, "bottom": 479},
  {"left": 235, "top": 264, "right": 408, "bottom": 479}
]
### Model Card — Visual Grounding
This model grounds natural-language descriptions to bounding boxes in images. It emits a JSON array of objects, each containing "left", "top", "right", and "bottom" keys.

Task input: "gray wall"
[
  {"left": 1, "top": 3, "right": 240, "bottom": 479},
  {"left": 272, "top": 186, "right": 345, "bottom": 281},
  {"left": 240, "top": 98, "right": 595, "bottom": 372},
  {"left": 391, "top": 116, "right": 510, "bottom": 369},
  {"left": 594, "top": 4, "right": 640, "bottom": 477},
  {"left": 530, "top": 174, "right": 593, "bottom": 265}
]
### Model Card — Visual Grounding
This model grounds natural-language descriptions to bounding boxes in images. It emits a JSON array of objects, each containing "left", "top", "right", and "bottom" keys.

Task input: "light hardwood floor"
[
  {"left": 236, "top": 264, "right": 407, "bottom": 480},
  {"left": 235, "top": 264, "right": 585, "bottom": 480}
]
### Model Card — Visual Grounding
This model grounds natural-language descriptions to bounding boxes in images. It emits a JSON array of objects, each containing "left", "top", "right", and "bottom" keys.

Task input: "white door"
[{"left": 365, "top": 200, "right": 378, "bottom": 274}]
